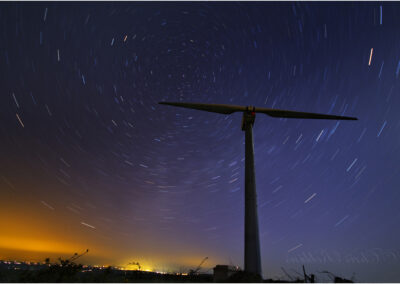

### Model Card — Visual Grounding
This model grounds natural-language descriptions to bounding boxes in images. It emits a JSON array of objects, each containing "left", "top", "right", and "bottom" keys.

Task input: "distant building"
[
  {"left": 0, "top": 260, "right": 48, "bottom": 271},
  {"left": 213, "top": 264, "right": 241, "bottom": 282}
]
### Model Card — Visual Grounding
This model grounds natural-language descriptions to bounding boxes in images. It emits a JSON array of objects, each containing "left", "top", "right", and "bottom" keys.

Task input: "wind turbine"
[{"left": 159, "top": 102, "right": 357, "bottom": 279}]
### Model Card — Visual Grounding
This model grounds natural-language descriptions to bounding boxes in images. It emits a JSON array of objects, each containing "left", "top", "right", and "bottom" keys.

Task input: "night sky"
[{"left": 1, "top": 1, "right": 400, "bottom": 282}]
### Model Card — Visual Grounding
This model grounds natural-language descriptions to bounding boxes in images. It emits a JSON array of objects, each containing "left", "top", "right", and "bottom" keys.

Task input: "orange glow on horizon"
[
  {"left": 0, "top": 235, "right": 78, "bottom": 254},
  {"left": 0, "top": 195, "right": 220, "bottom": 272}
]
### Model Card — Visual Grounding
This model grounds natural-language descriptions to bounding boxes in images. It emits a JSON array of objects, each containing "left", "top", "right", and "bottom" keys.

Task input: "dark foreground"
[
  {"left": 0, "top": 261, "right": 355, "bottom": 283},
  {"left": 0, "top": 268, "right": 304, "bottom": 283},
  {"left": 0, "top": 267, "right": 213, "bottom": 283},
  {"left": 0, "top": 266, "right": 306, "bottom": 283}
]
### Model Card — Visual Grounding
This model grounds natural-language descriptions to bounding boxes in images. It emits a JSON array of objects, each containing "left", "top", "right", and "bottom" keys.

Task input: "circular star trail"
[{"left": 1, "top": 2, "right": 400, "bottom": 282}]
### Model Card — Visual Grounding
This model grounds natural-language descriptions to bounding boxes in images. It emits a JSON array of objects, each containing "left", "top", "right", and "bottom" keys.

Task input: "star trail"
[{"left": 1, "top": 2, "right": 400, "bottom": 282}]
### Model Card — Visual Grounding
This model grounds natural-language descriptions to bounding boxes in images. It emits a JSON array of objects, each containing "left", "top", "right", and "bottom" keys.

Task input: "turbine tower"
[{"left": 159, "top": 102, "right": 357, "bottom": 278}]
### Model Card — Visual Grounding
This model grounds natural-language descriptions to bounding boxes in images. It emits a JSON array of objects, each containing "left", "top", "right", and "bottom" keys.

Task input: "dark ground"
[{"left": 0, "top": 266, "right": 213, "bottom": 283}]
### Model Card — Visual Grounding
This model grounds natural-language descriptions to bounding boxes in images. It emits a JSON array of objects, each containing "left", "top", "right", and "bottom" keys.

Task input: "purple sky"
[{"left": 1, "top": 2, "right": 400, "bottom": 282}]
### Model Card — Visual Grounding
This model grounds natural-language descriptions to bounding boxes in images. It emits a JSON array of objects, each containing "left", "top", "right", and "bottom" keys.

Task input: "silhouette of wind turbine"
[{"left": 159, "top": 101, "right": 357, "bottom": 278}]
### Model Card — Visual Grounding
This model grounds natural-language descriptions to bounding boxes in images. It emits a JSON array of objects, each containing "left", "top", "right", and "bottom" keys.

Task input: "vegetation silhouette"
[
  {"left": 0, "top": 253, "right": 356, "bottom": 283},
  {"left": 0, "top": 249, "right": 212, "bottom": 282},
  {"left": 319, "top": 270, "right": 354, "bottom": 283},
  {"left": 188, "top": 257, "right": 208, "bottom": 275},
  {"left": 127, "top": 261, "right": 141, "bottom": 271}
]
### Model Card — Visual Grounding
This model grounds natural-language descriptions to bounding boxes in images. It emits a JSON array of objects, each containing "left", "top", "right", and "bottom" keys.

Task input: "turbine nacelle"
[{"left": 241, "top": 109, "right": 256, "bottom": 131}]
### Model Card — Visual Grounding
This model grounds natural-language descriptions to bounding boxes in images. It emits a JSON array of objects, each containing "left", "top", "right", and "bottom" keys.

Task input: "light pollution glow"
[{"left": 0, "top": 194, "right": 220, "bottom": 272}]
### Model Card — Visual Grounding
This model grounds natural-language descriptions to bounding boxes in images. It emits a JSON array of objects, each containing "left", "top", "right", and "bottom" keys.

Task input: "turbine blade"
[
  {"left": 159, "top": 102, "right": 358, "bottom": 120},
  {"left": 255, "top": 107, "right": 358, "bottom": 120},
  {"left": 159, "top": 102, "right": 246, "bottom": 114}
]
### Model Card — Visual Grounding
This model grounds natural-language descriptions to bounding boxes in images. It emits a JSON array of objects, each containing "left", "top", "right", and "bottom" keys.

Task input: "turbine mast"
[
  {"left": 159, "top": 101, "right": 357, "bottom": 281},
  {"left": 242, "top": 109, "right": 262, "bottom": 278}
]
